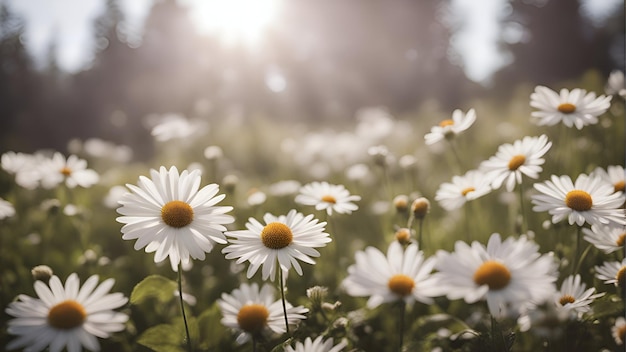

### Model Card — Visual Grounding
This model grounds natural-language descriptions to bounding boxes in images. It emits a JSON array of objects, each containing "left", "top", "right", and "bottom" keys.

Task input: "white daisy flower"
[
  {"left": 434, "top": 170, "right": 492, "bottom": 211},
  {"left": 555, "top": 274, "right": 604, "bottom": 317},
  {"left": 5, "top": 273, "right": 128, "bottom": 352},
  {"left": 222, "top": 209, "right": 330, "bottom": 281},
  {"left": 434, "top": 233, "right": 557, "bottom": 318},
  {"left": 295, "top": 181, "right": 361, "bottom": 216},
  {"left": 591, "top": 165, "right": 625, "bottom": 199},
  {"left": 0, "top": 197, "right": 15, "bottom": 219},
  {"left": 217, "top": 283, "right": 308, "bottom": 344},
  {"left": 480, "top": 135, "right": 552, "bottom": 192},
  {"left": 39, "top": 152, "right": 100, "bottom": 189},
  {"left": 424, "top": 108, "right": 476, "bottom": 145},
  {"left": 342, "top": 241, "right": 440, "bottom": 309},
  {"left": 268, "top": 180, "right": 302, "bottom": 197},
  {"left": 530, "top": 86, "right": 612, "bottom": 130},
  {"left": 285, "top": 336, "right": 348, "bottom": 352},
  {"left": 149, "top": 114, "right": 207, "bottom": 142},
  {"left": 582, "top": 223, "right": 626, "bottom": 254},
  {"left": 1, "top": 151, "right": 42, "bottom": 189},
  {"left": 595, "top": 258, "right": 626, "bottom": 288},
  {"left": 531, "top": 174, "right": 626, "bottom": 227},
  {"left": 116, "top": 166, "right": 234, "bottom": 271},
  {"left": 613, "top": 317, "right": 626, "bottom": 345},
  {"left": 605, "top": 70, "right": 626, "bottom": 99}
]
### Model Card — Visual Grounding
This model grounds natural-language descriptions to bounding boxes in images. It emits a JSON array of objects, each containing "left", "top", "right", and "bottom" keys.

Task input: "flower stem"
[
  {"left": 572, "top": 227, "right": 582, "bottom": 276},
  {"left": 279, "top": 269, "right": 290, "bottom": 334},
  {"left": 178, "top": 263, "right": 193, "bottom": 352},
  {"left": 398, "top": 301, "right": 406, "bottom": 351},
  {"left": 518, "top": 182, "right": 527, "bottom": 236},
  {"left": 417, "top": 218, "right": 424, "bottom": 251}
]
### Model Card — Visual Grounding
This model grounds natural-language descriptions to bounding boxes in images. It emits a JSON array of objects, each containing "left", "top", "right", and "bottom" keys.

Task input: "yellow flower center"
[
  {"left": 388, "top": 274, "right": 415, "bottom": 297},
  {"left": 237, "top": 304, "right": 269, "bottom": 333},
  {"left": 616, "top": 233, "right": 626, "bottom": 248},
  {"left": 619, "top": 324, "right": 626, "bottom": 344},
  {"left": 615, "top": 180, "right": 625, "bottom": 193},
  {"left": 47, "top": 300, "right": 86, "bottom": 330},
  {"left": 557, "top": 103, "right": 576, "bottom": 114},
  {"left": 395, "top": 228, "right": 411, "bottom": 245},
  {"left": 411, "top": 199, "right": 430, "bottom": 219},
  {"left": 161, "top": 200, "right": 194, "bottom": 228},
  {"left": 439, "top": 119, "right": 454, "bottom": 128},
  {"left": 461, "top": 187, "right": 475, "bottom": 196},
  {"left": 321, "top": 195, "right": 337, "bottom": 204},
  {"left": 558, "top": 294, "right": 576, "bottom": 306},
  {"left": 508, "top": 155, "right": 526, "bottom": 171},
  {"left": 473, "top": 261, "right": 511, "bottom": 290},
  {"left": 261, "top": 222, "right": 293, "bottom": 249},
  {"left": 565, "top": 190, "right": 593, "bottom": 211},
  {"left": 60, "top": 167, "right": 72, "bottom": 176},
  {"left": 617, "top": 266, "right": 626, "bottom": 288}
]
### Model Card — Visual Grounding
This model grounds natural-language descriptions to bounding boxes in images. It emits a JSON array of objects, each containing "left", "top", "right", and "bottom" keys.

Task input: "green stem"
[
  {"left": 279, "top": 269, "right": 290, "bottom": 334},
  {"left": 252, "top": 336, "right": 257, "bottom": 352},
  {"left": 574, "top": 244, "right": 593, "bottom": 276},
  {"left": 518, "top": 182, "right": 527, "bottom": 236},
  {"left": 398, "top": 301, "right": 406, "bottom": 351},
  {"left": 178, "top": 263, "right": 193, "bottom": 352},
  {"left": 572, "top": 227, "right": 582, "bottom": 276},
  {"left": 417, "top": 218, "right": 424, "bottom": 251},
  {"left": 447, "top": 139, "right": 465, "bottom": 173}
]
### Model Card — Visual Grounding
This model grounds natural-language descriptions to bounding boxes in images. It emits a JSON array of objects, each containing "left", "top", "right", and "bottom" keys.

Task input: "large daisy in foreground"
[
  {"left": 434, "top": 233, "right": 557, "bottom": 318},
  {"left": 5, "top": 273, "right": 128, "bottom": 352},
  {"left": 480, "top": 135, "right": 552, "bottom": 192},
  {"left": 531, "top": 174, "right": 626, "bottom": 227},
  {"left": 295, "top": 181, "right": 361, "bottom": 216},
  {"left": 530, "top": 86, "right": 611, "bottom": 129},
  {"left": 342, "top": 241, "right": 440, "bottom": 308},
  {"left": 218, "top": 283, "right": 308, "bottom": 344},
  {"left": 222, "top": 209, "right": 330, "bottom": 281},
  {"left": 116, "top": 166, "right": 234, "bottom": 271}
]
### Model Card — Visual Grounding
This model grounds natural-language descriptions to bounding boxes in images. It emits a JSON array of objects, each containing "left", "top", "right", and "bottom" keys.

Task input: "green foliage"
[{"left": 130, "top": 275, "right": 178, "bottom": 306}]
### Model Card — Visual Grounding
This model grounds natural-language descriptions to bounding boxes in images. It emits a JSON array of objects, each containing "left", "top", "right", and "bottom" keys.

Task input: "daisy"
[
  {"left": 434, "top": 170, "right": 492, "bottom": 211},
  {"left": 531, "top": 174, "right": 626, "bottom": 227},
  {"left": 424, "top": 108, "right": 476, "bottom": 145},
  {"left": 295, "top": 181, "right": 361, "bottom": 216},
  {"left": 342, "top": 241, "right": 440, "bottom": 308},
  {"left": 480, "top": 135, "right": 552, "bottom": 192},
  {"left": 116, "top": 166, "right": 234, "bottom": 271},
  {"left": 594, "top": 258, "right": 626, "bottom": 288},
  {"left": 582, "top": 223, "right": 626, "bottom": 254},
  {"left": 149, "top": 114, "right": 207, "bottom": 142},
  {"left": 530, "top": 86, "right": 611, "bottom": 129},
  {"left": 613, "top": 317, "right": 626, "bottom": 345},
  {"left": 5, "top": 273, "right": 128, "bottom": 352},
  {"left": 285, "top": 336, "right": 348, "bottom": 352},
  {"left": 217, "top": 283, "right": 308, "bottom": 344},
  {"left": 222, "top": 209, "right": 330, "bottom": 281},
  {"left": 605, "top": 70, "right": 626, "bottom": 99},
  {"left": 39, "top": 152, "right": 100, "bottom": 189},
  {"left": 1, "top": 151, "right": 42, "bottom": 189},
  {"left": 0, "top": 197, "right": 15, "bottom": 219},
  {"left": 555, "top": 274, "right": 603, "bottom": 317},
  {"left": 434, "top": 233, "right": 557, "bottom": 318},
  {"left": 591, "top": 165, "right": 625, "bottom": 199}
]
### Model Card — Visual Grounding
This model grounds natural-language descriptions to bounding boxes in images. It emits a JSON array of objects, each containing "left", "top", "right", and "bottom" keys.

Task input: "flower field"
[{"left": 1, "top": 71, "right": 625, "bottom": 352}]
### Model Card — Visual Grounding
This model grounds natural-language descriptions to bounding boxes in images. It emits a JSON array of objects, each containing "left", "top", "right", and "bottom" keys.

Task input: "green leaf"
[
  {"left": 197, "top": 303, "right": 228, "bottom": 350},
  {"left": 136, "top": 323, "right": 186, "bottom": 352},
  {"left": 130, "top": 275, "right": 178, "bottom": 305}
]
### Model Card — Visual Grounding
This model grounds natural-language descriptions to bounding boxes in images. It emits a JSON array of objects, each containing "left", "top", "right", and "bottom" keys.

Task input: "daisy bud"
[
  {"left": 307, "top": 286, "right": 328, "bottom": 308},
  {"left": 393, "top": 195, "right": 409, "bottom": 213},
  {"left": 203, "top": 145, "right": 223, "bottom": 160},
  {"left": 31, "top": 265, "right": 53, "bottom": 282},
  {"left": 322, "top": 301, "right": 341, "bottom": 312},
  {"left": 221, "top": 174, "right": 239, "bottom": 193},
  {"left": 395, "top": 227, "right": 412, "bottom": 245},
  {"left": 411, "top": 197, "right": 430, "bottom": 219}
]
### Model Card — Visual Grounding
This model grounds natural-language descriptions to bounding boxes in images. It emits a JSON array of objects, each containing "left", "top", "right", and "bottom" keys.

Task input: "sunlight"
[{"left": 184, "top": 0, "right": 282, "bottom": 46}]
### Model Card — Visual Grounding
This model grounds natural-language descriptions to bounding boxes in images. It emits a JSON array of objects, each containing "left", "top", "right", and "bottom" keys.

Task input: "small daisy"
[
  {"left": 295, "top": 181, "right": 361, "bottom": 216},
  {"left": 531, "top": 174, "right": 626, "bottom": 227},
  {"left": 434, "top": 170, "right": 492, "bottom": 211},
  {"left": 0, "top": 197, "right": 15, "bottom": 219},
  {"left": 342, "top": 241, "right": 440, "bottom": 309},
  {"left": 116, "top": 166, "right": 234, "bottom": 271},
  {"left": 222, "top": 209, "right": 330, "bottom": 281},
  {"left": 594, "top": 258, "right": 626, "bottom": 288},
  {"left": 582, "top": 223, "right": 626, "bottom": 254},
  {"left": 555, "top": 274, "right": 604, "bottom": 317},
  {"left": 150, "top": 114, "right": 207, "bottom": 142},
  {"left": 480, "top": 135, "right": 552, "bottom": 192},
  {"left": 434, "top": 233, "right": 557, "bottom": 318},
  {"left": 5, "top": 273, "right": 128, "bottom": 352},
  {"left": 285, "top": 336, "right": 348, "bottom": 352},
  {"left": 217, "top": 283, "right": 308, "bottom": 344},
  {"left": 530, "top": 86, "right": 612, "bottom": 130},
  {"left": 606, "top": 70, "right": 626, "bottom": 99},
  {"left": 613, "top": 317, "right": 626, "bottom": 345},
  {"left": 424, "top": 108, "right": 476, "bottom": 145},
  {"left": 39, "top": 152, "right": 100, "bottom": 189},
  {"left": 591, "top": 165, "right": 625, "bottom": 200}
]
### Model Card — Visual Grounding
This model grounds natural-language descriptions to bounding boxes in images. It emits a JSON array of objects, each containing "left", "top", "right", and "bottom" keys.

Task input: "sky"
[{"left": 4, "top": 0, "right": 622, "bottom": 83}]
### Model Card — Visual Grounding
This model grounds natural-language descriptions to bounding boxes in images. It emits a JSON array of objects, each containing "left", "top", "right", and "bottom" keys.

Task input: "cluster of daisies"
[{"left": 2, "top": 71, "right": 626, "bottom": 351}]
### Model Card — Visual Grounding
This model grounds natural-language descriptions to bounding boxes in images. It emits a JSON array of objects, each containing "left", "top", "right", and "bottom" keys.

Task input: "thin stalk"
[
  {"left": 279, "top": 269, "right": 290, "bottom": 334},
  {"left": 178, "top": 263, "right": 193, "bottom": 352},
  {"left": 417, "top": 218, "right": 424, "bottom": 251},
  {"left": 574, "top": 244, "right": 593, "bottom": 276},
  {"left": 518, "top": 182, "right": 527, "bottom": 236},
  {"left": 252, "top": 336, "right": 257, "bottom": 352},
  {"left": 447, "top": 139, "right": 465, "bottom": 173},
  {"left": 572, "top": 227, "right": 582, "bottom": 276},
  {"left": 398, "top": 301, "right": 406, "bottom": 351}
]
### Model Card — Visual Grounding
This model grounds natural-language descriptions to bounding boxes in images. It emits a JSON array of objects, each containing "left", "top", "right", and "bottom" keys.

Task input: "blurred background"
[{"left": 0, "top": 0, "right": 623, "bottom": 159}]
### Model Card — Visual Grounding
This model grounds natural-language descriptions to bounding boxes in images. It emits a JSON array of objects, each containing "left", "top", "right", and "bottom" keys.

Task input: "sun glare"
[{"left": 184, "top": 0, "right": 282, "bottom": 45}]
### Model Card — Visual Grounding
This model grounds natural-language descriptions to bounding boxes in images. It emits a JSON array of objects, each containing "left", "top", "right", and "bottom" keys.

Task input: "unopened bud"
[
  {"left": 393, "top": 195, "right": 409, "bottom": 213},
  {"left": 411, "top": 197, "right": 430, "bottom": 219},
  {"left": 31, "top": 265, "right": 53, "bottom": 282},
  {"left": 307, "top": 286, "right": 328, "bottom": 308},
  {"left": 395, "top": 228, "right": 412, "bottom": 245}
]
